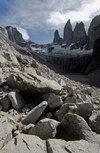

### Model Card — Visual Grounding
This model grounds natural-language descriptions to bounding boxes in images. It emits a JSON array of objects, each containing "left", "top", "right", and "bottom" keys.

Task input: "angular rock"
[
  {"left": 58, "top": 79, "right": 66, "bottom": 87},
  {"left": 22, "top": 101, "right": 48, "bottom": 124},
  {"left": 43, "top": 93, "right": 63, "bottom": 109},
  {"left": 28, "top": 118, "right": 60, "bottom": 140},
  {"left": 6, "top": 72, "right": 63, "bottom": 95},
  {"left": 47, "top": 139, "right": 100, "bottom": 153},
  {"left": 0, "top": 55, "right": 7, "bottom": 67},
  {"left": 89, "top": 111, "right": 100, "bottom": 134},
  {"left": 55, "top": 103, "right": 77, "bottom": 121},
  {"left": 1, "top": 95, "right": 10, "bottom": 111},
  {"left": 24, "top": 67, "right": 37, "bottom": 75},
  {"left": 64, "top": 96, "right": 76, "bottom": 104},
  {"left": 63, "top": 19, "right": 73, "bottom": 46},
  {"left": 8, "top": 92, "right": 25, "bottom": 110},
  {"left": 0, "top": 27, "right": 8, "bottom": 38},
  {"left": 61, "top": 113, "right": 97, "bottom": 143},
  {"left": 76, "top": 101, "right": 93, "bottom": 118},
  {"left": 0, "top": 134, "right": 47, "bottom": 153},
  {"left": 3, "top": 51, "right": 19, "bottom": 65}
]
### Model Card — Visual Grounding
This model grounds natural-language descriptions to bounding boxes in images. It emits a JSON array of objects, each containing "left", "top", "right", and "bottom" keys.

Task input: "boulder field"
[{"left": 0, "top": 39, "right": 100, "bottom": 152}]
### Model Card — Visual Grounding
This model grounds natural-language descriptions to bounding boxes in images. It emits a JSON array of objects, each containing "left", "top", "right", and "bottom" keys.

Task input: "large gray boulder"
[
  {"left": 73, "top": 22, "right": 87, "bottom": 46},
  {"left": 28, "top": 118, "right": 60, "bottom": 140},
  {"left": 8, "top": 92, "right": 26, "bottom": 110},
  {"left": 86, "top": 15, "right": 100, "bottom": 50},
  {"left": 55, "top": 103, "right": 77, "bottom": 121},
  {"left": 6, "top": 72, "right": 63, "bottom": 95},
  {"left": 63, "top": 19, "right": 73, "bottom": 46},
  {"left": 22, "top": 101, "right": 48, "bottom": 124},
  {"left": 53, "top": 30, "right": 62, "bottom": 45},
  {"left": 47, "top": 138, "right": 100, "bottom": 153},
  {"left": 43, "top": 93, "right": 63, "bottom": 109},
  {"left": 89, "top": 111, "right": 100, "bottom": 134},
  {"left": 0, "top": 134, "right": 47, "bottom": 153},
  {"left": 61, "top": 113, "right": 97, "bottom": 143},
  {"left": 76, "top": 101, "right": 93, "bottom": 118}
]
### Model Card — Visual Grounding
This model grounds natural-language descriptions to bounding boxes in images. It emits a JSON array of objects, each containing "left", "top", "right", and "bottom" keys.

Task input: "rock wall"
[
  {"left": 73, "top": 22, "right": 87, "bottom": 46},
  {"left": 53, "top": 30, "right": 62, "bottom": 45},
  {"left": 86, "top": 15, "right": 100, "bottom": 50},
  {"left": 46, "top": 54, "right": 92, "bottom": 73},
  {"left": 63, "top": 19, "right": 73, "bottom": 46},
  {"left": 6, "top": 26, "right": 25, "bottom": 46}
]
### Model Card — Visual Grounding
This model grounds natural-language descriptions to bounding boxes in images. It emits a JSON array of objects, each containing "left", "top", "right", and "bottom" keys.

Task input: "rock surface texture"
[
  {"left": 63, "top": 19, "right": 73, "bottom": 46},
  {"left": 86, "top": 15, "right": 100, "bottom": 50},
  {"left": 73, "top": 22, "right": 87, "bottom": 46},
  {"left": 0, "top": 24, "right": 100, "bottom": 153},
  {"left": 53, "top": 30, "right": 62, "bottom": 45}
]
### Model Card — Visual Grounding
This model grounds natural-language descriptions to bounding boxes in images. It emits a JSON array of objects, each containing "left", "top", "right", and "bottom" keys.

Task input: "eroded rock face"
[
  {"left": 86, "top": 15, "right": 100, "bottom": 50},
  {"left": 6, "top": 26, "right": 25, "bottom": 45},
  {"left": 53, "top": 30, "right": 62, "bottom": 45},
  {"left": 92, "top": 37, "right": 100, "bottom": 63},
  {"left": 73, "top": 22, "right": 87, "bottom": 46},
  {"left": 0, "top": 27, "right": 8, "bottom": 38},
  {"left": 63, "top": 19, "right": 73, "bottom": 46},
  {"left": 0, "top": 134, "right": 47, "bottom": 153}
]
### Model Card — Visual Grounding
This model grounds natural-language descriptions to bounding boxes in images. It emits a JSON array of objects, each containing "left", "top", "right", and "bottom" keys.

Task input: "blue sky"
[{"left": 0, "top": 0, "right": 100, "bottom": 44}]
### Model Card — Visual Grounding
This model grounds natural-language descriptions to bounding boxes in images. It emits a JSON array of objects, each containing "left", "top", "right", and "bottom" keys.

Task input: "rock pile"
[{"left": 0, "top": 38, "right": 100, "bottom": 152}]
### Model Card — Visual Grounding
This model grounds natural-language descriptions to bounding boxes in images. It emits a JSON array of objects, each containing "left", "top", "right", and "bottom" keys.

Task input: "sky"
[{"left": 0, "top": 0, "right": 100, "bottom": 44}]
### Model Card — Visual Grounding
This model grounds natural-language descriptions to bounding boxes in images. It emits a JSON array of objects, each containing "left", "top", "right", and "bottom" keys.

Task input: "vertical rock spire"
[{"left": 63, "top": 19, "right": 73, "bottom": 46}]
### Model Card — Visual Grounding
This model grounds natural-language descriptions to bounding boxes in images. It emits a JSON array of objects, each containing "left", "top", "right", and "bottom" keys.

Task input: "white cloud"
[
  {"left": 0, "top": 0, "right": 100, "bottom": 34},
  {"left": 47, "top": 0, "right": 100, "bottom": 26},
  {"left": 16, "top": 27, "right": 30, "bottom": 40}
]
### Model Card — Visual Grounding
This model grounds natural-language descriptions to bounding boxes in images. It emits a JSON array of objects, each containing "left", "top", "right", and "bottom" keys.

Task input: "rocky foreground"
[{"left": 0, "top": 39, "right": 100, "bottom": 152}]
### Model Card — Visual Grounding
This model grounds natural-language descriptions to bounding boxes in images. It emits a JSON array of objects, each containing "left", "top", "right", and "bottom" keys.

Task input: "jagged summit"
[
  {"left": 53, "top": 30, "right": 62, "bottom": 45},
  {"left": 63, "top": 19, "right": 73, "bottom": 46},
  {"left": 73, "top": 22, "right": 87, "bottom": 46},
  {"left": 6, "top": 26, "right": 25, "bottom": 46}
]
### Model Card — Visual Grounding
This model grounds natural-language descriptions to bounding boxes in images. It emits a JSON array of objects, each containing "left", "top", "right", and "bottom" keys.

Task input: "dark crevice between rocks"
[{"left": 22, "top": 138, "right": 30, "bottom": 150}]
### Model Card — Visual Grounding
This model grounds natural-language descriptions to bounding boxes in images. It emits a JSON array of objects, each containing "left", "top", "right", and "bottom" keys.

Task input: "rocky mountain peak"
[
  {"left": 53, "top": 30, "right": 62, "bottom": 45},
  {"left": 86, "top": 15, "right": 100, "bottom": 50},
  {"left": 73, "top": 22, "right": 87, "bottom": 46},
  {"left": 6, "top": 26, "right": 25, "bottom": 45},
  {"left": 63, "top": 19, "right": 73, "bottom": 46},
  {"left": 0, "top": 27, "right": 8, "bottom": 38}
]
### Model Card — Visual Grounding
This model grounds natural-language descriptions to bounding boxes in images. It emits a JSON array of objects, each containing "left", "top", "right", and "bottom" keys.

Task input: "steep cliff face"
[
  {"left": 53, "top": 30, "right": 62, "bottom": 45},
  {"left": 63, "top": 19, "right": 73, "bottom": 46},
  {"left": 0, "top": 27, "right": 8, "bottom": 38},
  {"left": 86, "top": 15, "right": 100, "bottom": 50},
  {"left": 85, "top": 37, "right": 100, "bottom": 77},
  {"left": 45, "top": 53, "right": 92, "bottom": 74},
  {"left": 6, "top": 26, "right": 25, "bottom": 45},
  {"left": 73, "top": 22, "right": 87, "bottom": 46}
]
